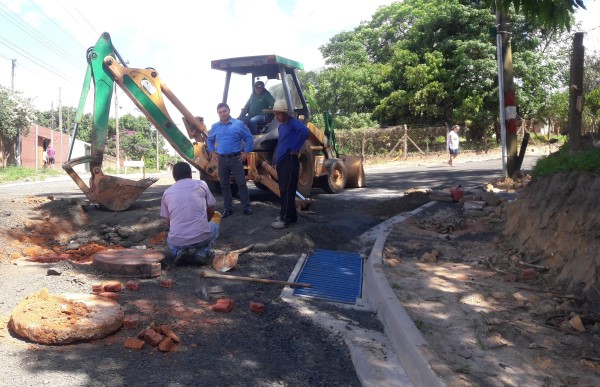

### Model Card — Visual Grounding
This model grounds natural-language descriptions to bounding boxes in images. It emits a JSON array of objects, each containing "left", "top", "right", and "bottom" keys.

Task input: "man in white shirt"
[
  {"left": 160, "top": 162, "right": 219, "bottom": 266},
  {"left": 447, "top": 125, "right": 460, "bottom": 166}
]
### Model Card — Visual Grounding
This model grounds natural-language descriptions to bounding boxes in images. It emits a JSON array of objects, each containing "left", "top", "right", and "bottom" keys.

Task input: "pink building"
[{"left": 19, "top": 125, "right": 89, "bottom": 172}]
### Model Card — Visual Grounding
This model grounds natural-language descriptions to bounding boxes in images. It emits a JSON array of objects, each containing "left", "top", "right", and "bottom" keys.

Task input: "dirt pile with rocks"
[{"left": 383, "top": 173, "right": 600, "bottom": 386}]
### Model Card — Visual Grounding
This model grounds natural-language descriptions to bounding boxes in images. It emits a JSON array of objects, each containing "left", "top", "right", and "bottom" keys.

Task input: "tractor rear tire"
[
  {"left": 200, "top": 171, "right": 222, "bottom": 194},
  {"left": 320, "top": 158, "right": 347, "bottom": 194}
]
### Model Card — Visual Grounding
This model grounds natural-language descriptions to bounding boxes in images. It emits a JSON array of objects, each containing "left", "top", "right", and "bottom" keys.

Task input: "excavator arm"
[{"left": 64, "top": 32, "right": 217, "bottom": 211}]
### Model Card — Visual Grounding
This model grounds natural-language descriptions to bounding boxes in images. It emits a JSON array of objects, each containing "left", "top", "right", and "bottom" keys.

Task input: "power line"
[
  {"left": 66, "top": 0, "right": 100, "bottom": 37},
  {"left": 0, "top": 4, "right": 82, "bottom": 69},
  {"left": 28, "top": 0, "right": 88, "bottom": 52},
  {"left": 0, "top": 36, "right": 75, "bottom": 82}
]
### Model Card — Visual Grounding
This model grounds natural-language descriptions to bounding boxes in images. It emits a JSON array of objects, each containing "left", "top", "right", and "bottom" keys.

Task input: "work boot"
[{"left": 271, "top": 220, "right": 289, "bottom": 229}]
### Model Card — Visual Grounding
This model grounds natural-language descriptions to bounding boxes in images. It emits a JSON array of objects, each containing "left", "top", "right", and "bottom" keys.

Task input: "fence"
[{"left": 334, "top": 124, "right": 503, "bottom": 161}]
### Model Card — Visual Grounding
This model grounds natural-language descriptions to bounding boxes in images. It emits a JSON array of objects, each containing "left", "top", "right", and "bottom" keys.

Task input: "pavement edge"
[{"left": 363, "top": 202, "right": 446, "bottom": 387}]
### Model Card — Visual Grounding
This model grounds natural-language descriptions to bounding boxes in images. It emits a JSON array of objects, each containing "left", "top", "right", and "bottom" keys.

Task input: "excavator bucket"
[
  {"left": 342, "top": 156, "right": 366, "bottom": 188},
  {"left": 63, "top": 165, "right": 157, "bottom": 212},
  {"left": 90, "top": 168, "right": 158, "bottom": 211}
]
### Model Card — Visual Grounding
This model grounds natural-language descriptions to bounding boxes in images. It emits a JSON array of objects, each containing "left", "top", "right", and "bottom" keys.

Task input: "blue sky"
[{"left": 0, "top": 0, "right": 598, "bottom": 127}]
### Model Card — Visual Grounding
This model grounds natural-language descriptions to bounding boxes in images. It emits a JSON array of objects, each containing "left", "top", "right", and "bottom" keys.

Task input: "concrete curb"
[{"left": 363, "top": 203, "right": 446, "bottom": 387}]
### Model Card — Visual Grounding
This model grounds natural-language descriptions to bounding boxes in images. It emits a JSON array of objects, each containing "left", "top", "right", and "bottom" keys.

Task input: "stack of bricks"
[{"left": 124, "top": 324, "right": 180, "bottom": 352}]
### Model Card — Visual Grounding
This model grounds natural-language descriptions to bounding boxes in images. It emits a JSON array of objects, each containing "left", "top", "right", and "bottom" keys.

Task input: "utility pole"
[
  {"left": 11, "top": 59, "right": 16, "bottom": 91},
  {"left": 115, "top": 84, "right": 120, "bottom": 173},
  {"left": 568, "top": 32, "right": 584, "bottom": 154},
  {"left": 59, "top": 88, "right": 63, "bottom": 163}
]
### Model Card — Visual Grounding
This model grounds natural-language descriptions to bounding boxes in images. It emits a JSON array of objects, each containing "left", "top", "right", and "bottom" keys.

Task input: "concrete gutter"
[{"left": 363, "top": 203, "right": 446, "bottom": 387}]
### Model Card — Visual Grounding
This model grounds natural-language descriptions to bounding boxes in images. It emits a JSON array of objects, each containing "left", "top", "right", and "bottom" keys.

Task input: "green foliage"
[
  {"left": 533, "top": 145, "right": 600, "bottom": 176},
  {"left": 0, "top": 86, "right": 35, "bottom": 138},
  {"left": 0, "top": 166, "right": 62, "bottom": 184},
  {"left": 491, "top": 0, "right": 582, "bottom": 31}
]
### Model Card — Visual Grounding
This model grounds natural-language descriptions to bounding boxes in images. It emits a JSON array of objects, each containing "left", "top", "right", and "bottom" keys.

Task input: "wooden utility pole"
[
  {"left": 115, "top": 84, "right": 120, "bottom": 173},
  {"left": 497, "top": 10, "right": 518, "bottom": 177},
  {"left": 568, "top": 32, "right": 584, "bottom": 154},
  {"left": 59, "top": 88, "right": 63, "bottom": 163},
  {"left": 11, "top": 59, "right": 16, "bottom": 91}
]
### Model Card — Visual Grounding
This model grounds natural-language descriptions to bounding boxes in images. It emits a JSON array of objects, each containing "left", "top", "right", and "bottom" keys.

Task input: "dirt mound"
[{"left": 504, "top": 172, "right": 600, "bottom": 297}]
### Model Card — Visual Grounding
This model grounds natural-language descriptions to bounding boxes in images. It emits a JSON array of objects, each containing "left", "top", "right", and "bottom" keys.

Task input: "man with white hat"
[{"left": 264, "top": 100, "right": 309, "bottom": 229}]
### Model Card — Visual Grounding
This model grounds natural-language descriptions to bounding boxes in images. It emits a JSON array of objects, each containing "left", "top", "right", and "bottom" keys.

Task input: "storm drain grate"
[{"left": 293, "top": 249, "right": 363, "bottom": 304}]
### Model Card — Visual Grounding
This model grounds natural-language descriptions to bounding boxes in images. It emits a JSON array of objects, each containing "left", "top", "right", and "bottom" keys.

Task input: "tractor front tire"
[{"left": 320, "top": 158, "right": 347, "bottom": 194}]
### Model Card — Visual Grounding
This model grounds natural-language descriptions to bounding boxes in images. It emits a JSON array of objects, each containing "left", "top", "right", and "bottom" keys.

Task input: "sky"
[
  {"left": 0, "top": 0, "right": 598, "bottom": 128},
  {"left": 0, "top": 0, "right": 396, "bottom": 125}
]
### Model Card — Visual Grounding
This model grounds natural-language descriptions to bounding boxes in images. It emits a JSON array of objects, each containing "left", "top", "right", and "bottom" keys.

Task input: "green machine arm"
[{"left": 63, "top": 32, "right": 217, "bottom": 211}]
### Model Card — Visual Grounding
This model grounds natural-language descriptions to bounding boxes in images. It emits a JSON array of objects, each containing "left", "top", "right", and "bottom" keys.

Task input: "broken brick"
[
  {"left": 143, "top": 329, "right": 164, "bottom": 346},
  {"left": 249, "top": 302, "right": 265, "bottom": 313},
  {"left": 123, "top": 337, "right": 145, "bottom": 350},
  {"left": 159, "top": 325, "right": 181, "bottom": 343},
  {"left": 98, "top": 291, "right": 120, "bottom": 302},
  {"left": 125, "top": 281, "right": 140, "bottom": 291},
  {"left": 212, "top": 298, "right": 234, "bottom": 313},
  {"left": 158, "top": 337, "right": 177, "bottom": 352},
  {"left": 160, "top": 279, "right": 173, "bottom": 288},
  {"left": 123, "top": 314, "right": 140, "bottom": 329},
  {"left": 102, "top": 280, "right": 122, "bottom": 292}
]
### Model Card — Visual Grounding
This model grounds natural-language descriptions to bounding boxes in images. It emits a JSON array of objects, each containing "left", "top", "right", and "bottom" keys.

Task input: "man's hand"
[
  {"left": 210, "top": 151, "right": 218, "bottom": 161},
  {"left": 239, "top": 152, "right": 248, "bottom": 162}
]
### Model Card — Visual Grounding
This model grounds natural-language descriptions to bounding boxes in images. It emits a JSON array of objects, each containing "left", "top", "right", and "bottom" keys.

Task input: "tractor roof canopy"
[{"left": 211, "top": 55, "right": 304, "bottom": 79}]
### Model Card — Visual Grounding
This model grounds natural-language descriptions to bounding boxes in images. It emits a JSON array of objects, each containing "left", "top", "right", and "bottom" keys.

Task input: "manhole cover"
[{"left": 93, "top": 248, "right": 163, "bottom": 278}]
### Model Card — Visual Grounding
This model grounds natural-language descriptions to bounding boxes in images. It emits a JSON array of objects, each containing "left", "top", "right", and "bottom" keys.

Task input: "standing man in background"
[
  {"left": 265, "top": 100, "right": 309, "bottom": 229},
  {"left": 46, "top": 145, "right": 56, "bottom": 169},
  {"left": 207, "top": 103, "right": 254, "bottom": 218},
  {"left": 447, "top": 125, "right": 460, "bottom": 166}
]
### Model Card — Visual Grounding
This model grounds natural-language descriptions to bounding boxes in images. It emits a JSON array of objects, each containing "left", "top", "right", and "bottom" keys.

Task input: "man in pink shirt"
[{"left": 160, "top": 162, "right": 219, "bottom": 266}]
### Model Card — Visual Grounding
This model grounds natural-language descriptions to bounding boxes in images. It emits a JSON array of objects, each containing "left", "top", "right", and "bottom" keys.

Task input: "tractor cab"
[{"left": 211, "top": 55, "right": 309, "bottom": 153}]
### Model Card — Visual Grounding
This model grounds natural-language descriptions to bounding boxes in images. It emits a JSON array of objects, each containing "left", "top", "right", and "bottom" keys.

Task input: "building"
[{"left": 19, "top": 125, "right": 89, "bottom": 173}]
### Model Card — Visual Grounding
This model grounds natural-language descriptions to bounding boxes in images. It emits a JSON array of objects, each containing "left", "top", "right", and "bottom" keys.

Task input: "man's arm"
[
  {"left": 165, "top": 217, "right": 170, "bottom": 228},
  {"left": 207, "top": 205, "right": 215, "bottom": 221}
]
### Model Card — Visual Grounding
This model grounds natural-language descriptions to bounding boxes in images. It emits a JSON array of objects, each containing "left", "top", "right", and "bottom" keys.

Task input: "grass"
[
  {"left": 533, "top": 144, "right": 600, "bottom": 177},
  {"left": 0, "top": 166, "right": 63, "bottom": 184}
]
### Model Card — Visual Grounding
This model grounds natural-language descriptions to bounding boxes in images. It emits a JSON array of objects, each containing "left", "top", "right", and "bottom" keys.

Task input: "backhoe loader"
[{"left": 64, "top": 32, "right": 365, "bottom": 211}]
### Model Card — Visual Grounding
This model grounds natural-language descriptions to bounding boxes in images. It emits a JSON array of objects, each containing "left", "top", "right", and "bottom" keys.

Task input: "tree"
[{"left": 0, "top": 86, "right": 36, "bottom": 166}]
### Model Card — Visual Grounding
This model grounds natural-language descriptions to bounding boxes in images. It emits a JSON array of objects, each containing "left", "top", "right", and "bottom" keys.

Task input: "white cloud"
[{"left": 0, "top": 0, "right": 393, "bottom": 126}]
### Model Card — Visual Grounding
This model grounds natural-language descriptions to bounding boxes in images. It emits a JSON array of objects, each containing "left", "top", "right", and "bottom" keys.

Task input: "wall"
[{"left": 20, "top": 125, "right": 89, "bottom": 173}]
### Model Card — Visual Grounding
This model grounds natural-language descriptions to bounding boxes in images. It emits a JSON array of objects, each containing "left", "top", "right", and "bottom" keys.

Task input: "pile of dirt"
[{"left": 383, "top": 173, "right": 600, "bottom": 385}]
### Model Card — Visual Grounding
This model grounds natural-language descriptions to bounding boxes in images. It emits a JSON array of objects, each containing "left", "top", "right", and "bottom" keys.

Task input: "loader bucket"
[
  {"left": 342, "top": 156, "right": 366, "bottom": 188},
  {"left": 63, "top": 163, "right": 158, "bottom": 212},
  {"left": 89, "top": 168, "right": 158, "bottom": 211}
]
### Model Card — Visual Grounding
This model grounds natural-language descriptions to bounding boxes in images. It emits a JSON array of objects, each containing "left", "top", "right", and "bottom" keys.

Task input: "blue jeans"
[
  {"left": 167, "top": 221, "right": 219, "bottom": 262},
  {"left": 246, "top": 115, "right": 268, "bottom": 135}
]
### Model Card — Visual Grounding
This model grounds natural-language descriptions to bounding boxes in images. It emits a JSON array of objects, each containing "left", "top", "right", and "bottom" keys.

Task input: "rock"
[
  {"left": 47, "top": 268, "right": 62, "bottom": 276},
  {"left": 569, "top": 315, "right": 586, "bottom": 332}
]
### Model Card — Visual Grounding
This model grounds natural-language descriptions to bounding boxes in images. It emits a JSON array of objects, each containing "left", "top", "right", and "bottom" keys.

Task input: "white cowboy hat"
[{"left": 264, "top": 100, "right": 292, "bottom": 114}]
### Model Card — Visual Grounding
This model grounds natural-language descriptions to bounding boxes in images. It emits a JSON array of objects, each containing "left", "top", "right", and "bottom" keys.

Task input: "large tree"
[{"left": 0, "top": 86, "right": 36, "bottom": 166}]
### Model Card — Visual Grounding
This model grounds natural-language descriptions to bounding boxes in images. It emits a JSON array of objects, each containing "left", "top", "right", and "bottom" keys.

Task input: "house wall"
[{"left": 20, "top": 125, "right": 89, "bottom": 173}]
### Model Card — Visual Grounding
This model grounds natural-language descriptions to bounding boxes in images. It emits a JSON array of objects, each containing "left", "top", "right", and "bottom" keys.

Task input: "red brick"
[
  {"left": 125, "top": 281, "right": 140, "bottom": 291},
  {"left": 138, "top": 328, "right": 153, "bottom": 339},
  {"left": 159, "top": 325, "right": 180, "bottom": 343},
  {"left": 102, "top": 280, "right": 122, "bottom": 292},
  {"left": 249, "top": 302, "right": 265, "bottom": 313},
  {"left": 143, "top": 329, "right": 164, "bottom": 346},
  {"left": 159, "top": 279, "right": 173, "bottom": 288},
  {"left": 123, "top": 337, "right": 145, "bottom": 350},
  {"left": 521, "top": 268, "right": 537, "bottom": 281},
  {"left": 123, "top": 314, "right": 140, "bottom": 329},
  {"left": 91, "top": 284, "right": 104, "bottom": 294},
  {"left": 98, "top": 291, "right": 120, "bottom": 302},
  {"left": 158, "top": 337, "right": 177, "bottom": 352},
  {"left": 212, "top": 298, "right": 234, "bottom": 313}
]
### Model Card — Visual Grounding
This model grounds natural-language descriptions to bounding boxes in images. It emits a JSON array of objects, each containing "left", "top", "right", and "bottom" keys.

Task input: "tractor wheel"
[
  {"left": 253, "top": 181, "right": 270, "bottom": 191},
  {"left": 320, "top": 158, "right": 347, "bottom": 194},
  {"left": 297, "top": 141, "right": 314, "bottom": 197},
  {"left": 200, "top": 171, "right": 222, "bottom": 194}
]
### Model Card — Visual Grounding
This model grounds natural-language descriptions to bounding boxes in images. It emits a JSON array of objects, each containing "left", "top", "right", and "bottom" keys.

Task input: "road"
[{"left": 0, "top": 151, "right": 543, "bottom": 386}]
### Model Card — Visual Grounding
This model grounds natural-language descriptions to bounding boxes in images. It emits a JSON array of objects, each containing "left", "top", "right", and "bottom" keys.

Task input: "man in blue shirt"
[
  {"left": 207, "top": 103, "right": 254, "bottom": 218},
  {"left": 264, "top": 100, "right": 309, "bottom": 229}
]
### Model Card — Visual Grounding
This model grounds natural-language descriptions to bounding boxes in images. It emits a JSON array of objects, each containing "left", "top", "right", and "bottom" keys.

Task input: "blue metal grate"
[{"left": 293, "top": 249, "right": 363, "bottom": 304}]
